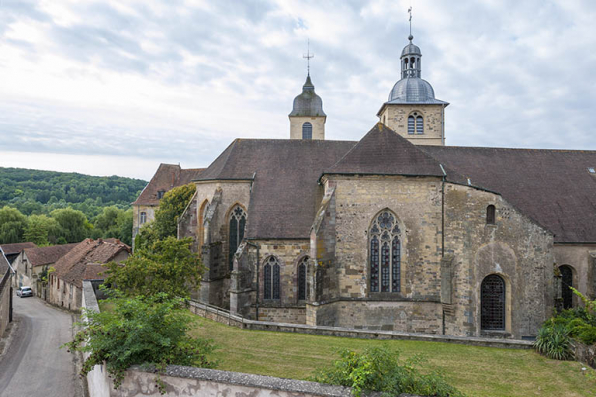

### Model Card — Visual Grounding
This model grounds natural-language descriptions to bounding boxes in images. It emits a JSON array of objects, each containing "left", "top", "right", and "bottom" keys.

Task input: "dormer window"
[{"left": 157, "top": 190, "right": 166, "bottom": 199}]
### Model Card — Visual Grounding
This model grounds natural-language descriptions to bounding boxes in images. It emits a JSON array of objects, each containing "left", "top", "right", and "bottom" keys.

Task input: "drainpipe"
[
  {"left": 246, "top": 241, "right": 260, "bottom": 320},
  {"left": 440, "top": 164, "right": 447, "bottom": 335}
]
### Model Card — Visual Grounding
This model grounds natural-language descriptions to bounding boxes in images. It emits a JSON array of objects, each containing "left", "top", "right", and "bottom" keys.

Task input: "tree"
[
  {"left": 117, "top": 209, "right": 133, "bottom": 246},
  {"left": 51, "top": 208, "right": 92, "bottom": 243},
  {"left": 93, "top": 206, "right": 122, "bottom": 238},
  {"left": 64, "top": 293, "right": 216, "bottom": 391},
  {"left": 153, "top": 183, "right": 196, "bottom": 240},
  {"left": 103, "top": 237, "right": 205, "bottom": 299},
  {"left": 23, "top": 214, "right": 60, "bottom": 246},
  {"left": 0, "top": 206, "right": 28, "bottom": 244}
]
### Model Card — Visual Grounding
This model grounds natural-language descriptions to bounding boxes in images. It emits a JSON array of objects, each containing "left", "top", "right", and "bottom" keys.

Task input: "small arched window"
[
  {"left": 407, "top": 116, "right": 415, "bottom": 135},
  {"left": 369, "top": 210, "right": 401, "bottom": 293},
  {"left": 298, "top": 257, "right": 308, "bottom": 301},
  {"left": 302, "top": 122, "right": 313, "bottom": 140},
  {"left": 486, "top": 205, "right": 496, "bottom": 225},
  {"left": 416, "top": 116, "right": 423, "bottom": 134},
  {"left": 559, "top": 265, "right": 574, "bottom": 309},
  {"left": 228, "top": 205, "right": 246, "bottom": 270},
  {"left": 264, "top": 256, "right": 281, "bottom": 300},
  {"left": 481, "top": 274, "right": 506, "bottom": 330}
]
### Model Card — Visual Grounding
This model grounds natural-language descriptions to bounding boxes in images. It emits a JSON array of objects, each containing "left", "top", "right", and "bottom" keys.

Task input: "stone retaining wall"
[
  {"left": 574, "top": 340, "right": 596, "bottom": 369},
  {"left": 0, "top": 271, "right": 11, "bottom": 337}
]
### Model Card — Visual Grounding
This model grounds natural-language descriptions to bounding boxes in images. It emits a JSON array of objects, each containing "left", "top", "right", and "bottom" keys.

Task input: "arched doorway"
[
  {"left": 481, "top": 274, "right": 506, "bottom": 331},
  {"left": 559, "top": 265, "right": 574, "bottom": 309}
]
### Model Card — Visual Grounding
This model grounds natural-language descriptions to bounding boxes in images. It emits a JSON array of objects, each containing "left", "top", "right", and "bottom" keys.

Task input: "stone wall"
[
  {"left": 554, "top": 244, "right": 596, "bottom": 304},
  {"left": 290, "top": 116, "right": 326, "bottom": 140},
  {"left": 132, "top": 204, "right": 157, "bottom": 245},
  {"left": 379, "top": 104, "right": 445, "bottom": 145},
  {"left": 0, "top": 271, "right": 11, "bottom": 337}
]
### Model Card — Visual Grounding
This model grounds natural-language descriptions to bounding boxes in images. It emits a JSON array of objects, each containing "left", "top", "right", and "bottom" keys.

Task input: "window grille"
[
  {"left": 369, "top": 210, "right": 401, "bottom": 293},
  {"left": 481, "top": 274, "right": 505, "bottom": 330},
  {"left": 228, "top": 205, "right": 246, "bottom": 270},
  {"left": 302, "top": 122, "right": 313, "bottom": 140}
]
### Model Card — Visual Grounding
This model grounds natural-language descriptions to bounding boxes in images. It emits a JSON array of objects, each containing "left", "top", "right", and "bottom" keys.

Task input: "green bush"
[
  {"left": 534, "top": 323, "right": 574, "bottom": 360},
  {"left": 310, "top": 347, "right": 464, "bottom": 397},
  {"left": 64, "top": 293, "right": 217, "bottom": 392},
  {"left": 577, "top": 326, "right": 596, "bottom": 345}
]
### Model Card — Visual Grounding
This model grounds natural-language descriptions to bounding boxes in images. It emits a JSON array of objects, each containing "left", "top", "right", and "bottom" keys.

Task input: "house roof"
[
  {"left": 324, "top": 123, "right": 446, "bottom": 178},
  {"left": 197, "top": 138, "right": 357, "bottom": 239},
  {"left": 0, "top": 249, "right": 11, "bottom": 275},
  {"left": 423, "top": 145, "right": 596, "bottom": 243},
  {"left": 0, "top": 242, "right": 37, "bottom": 256},
  {"left": 23, "top": 243, "right": 78, "bottom": 267},
  {"left": 132, "top": 163, "right": 205, "bottom": 206},
  {"left": 54, "top": 239, "right": 130, "bottom": 288}
]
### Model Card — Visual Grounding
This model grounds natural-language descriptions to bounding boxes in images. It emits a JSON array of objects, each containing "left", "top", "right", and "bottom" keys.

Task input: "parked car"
[{"left": 16, "top": 286, "right": 33, "bottom": 298}]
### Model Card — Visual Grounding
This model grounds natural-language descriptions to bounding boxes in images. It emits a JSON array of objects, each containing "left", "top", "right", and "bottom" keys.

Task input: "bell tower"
[
  {"left": 377, "top": 10, "right": 448, "bottom": 146},
  {"left": 289, "top": 42, "right": 326, "bottom": 140}
]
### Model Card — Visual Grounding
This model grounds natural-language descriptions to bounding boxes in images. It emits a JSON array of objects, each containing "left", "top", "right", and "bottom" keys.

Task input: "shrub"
[
  {"left": 577, "top": 326, "right": 596, "bottom": 345},
  {"left": 311, "top": 347, "right": 464, "bottom": 397},
  {"left": 534, "top": 323, "right": 574, "bottom": 360},
  {"left": 64, "top": 293, "right": 217, "bottom": 392}
]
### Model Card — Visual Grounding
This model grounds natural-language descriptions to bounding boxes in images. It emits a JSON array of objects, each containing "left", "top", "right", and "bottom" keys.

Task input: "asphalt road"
[{"left": 0, "top": 293, "right": 85, "bottom": 397}]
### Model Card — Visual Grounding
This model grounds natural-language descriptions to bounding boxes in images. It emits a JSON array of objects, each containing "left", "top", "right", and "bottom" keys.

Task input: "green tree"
[
  {"left": 93, "top": 206, "right": 123, "bottom": 238},
  {"left": 51, "top": 208, "right": 91, "bottom": 243},
  {"left": 64, "top": 293, "right": 216, "bottom": 391},
  {"left": 153, "top": 183, "right": 196, "bottom": 240},
  {"left": 23, "top": 214, "right": 60, "bottom": 246},
  {"left": 104, "top": 237, "right": 204, "bottom": 299},
  {"left": 116, "top": 209, "right": 133, "bottom": 246},
  {"left": 0, "top": 206, "right": 28, "bottom": 244}
]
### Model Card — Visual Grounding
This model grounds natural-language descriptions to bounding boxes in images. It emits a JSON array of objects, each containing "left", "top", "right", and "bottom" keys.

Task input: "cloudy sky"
[{"left": 1, "top": 0, "right": 595, "bottom": 180}]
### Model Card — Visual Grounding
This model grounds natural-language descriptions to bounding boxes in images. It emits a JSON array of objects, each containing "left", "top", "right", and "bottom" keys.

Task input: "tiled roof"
[
  {"left": 0, "top": 242, "right": 37, "bottom": 255},
  {"left": 132, "top": 164, "right": 205, "bottom": 206},
  {"left": 423, "top": 145, "right": 596, "bottom": 243},
  {"left": 24, "top": 243, "right": 78, "bottom": 267},
  {"left": 54, "top": 239, "right": 130, "bottom": 288},
  {"left": 197, "top": 138, "right": 357, "bottom": 239},
  {"left": 0, "top": 250, "right": 10, "bottom": 275}
]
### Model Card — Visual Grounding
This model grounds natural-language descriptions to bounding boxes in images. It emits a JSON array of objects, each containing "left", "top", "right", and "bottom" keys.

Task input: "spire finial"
[
  {"left": 408, "top": 7, "right": 413, "bottom": 42},
  {"left": 303, "top": 39, "right": 314, "bottom": 76}
]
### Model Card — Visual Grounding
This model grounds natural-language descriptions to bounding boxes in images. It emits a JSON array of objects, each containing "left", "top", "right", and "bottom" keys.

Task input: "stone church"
[{"left": 141, "top": 33, "right": 596, "bottom": 339}]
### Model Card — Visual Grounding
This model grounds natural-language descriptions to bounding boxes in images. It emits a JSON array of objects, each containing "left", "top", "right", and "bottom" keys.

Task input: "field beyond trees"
[{"left": 192, "top": 317, "right": 595, "bottom": 397}]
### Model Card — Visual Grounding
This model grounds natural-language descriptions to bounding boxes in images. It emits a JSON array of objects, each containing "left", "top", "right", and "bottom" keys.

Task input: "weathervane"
[
  {"left": 303, "top": 39, "right": 314, "bottom": 76},
  {"left": 408, "top": 6, "right": 413, "bottom": 41}
]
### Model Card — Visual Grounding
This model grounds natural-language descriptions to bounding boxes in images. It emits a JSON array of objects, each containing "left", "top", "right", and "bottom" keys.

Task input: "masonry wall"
[
  {"left": 554, "top": 244, "right": 596, "bottom": 305},
  {"left": 132, "top": 204, "right": 157, "bottom": 244},
  {"left": 379, "top": 104, "right": 445, "bottom": 145},
  {"left": 0, "top": 272, "right": 11, "bottom": 337},
  {"left": 290, "top": 116, "right": 326, "bottom": 140},
  {"left": 443, "top": 183, "right": 554, "bottom": 338}
]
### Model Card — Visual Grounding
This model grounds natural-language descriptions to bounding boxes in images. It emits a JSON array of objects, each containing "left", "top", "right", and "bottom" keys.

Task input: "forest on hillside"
[{"left": 0, "top": 167, "right": 147, "bottom": 246}]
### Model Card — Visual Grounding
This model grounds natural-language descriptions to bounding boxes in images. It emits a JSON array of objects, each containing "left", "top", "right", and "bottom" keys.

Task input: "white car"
[{"left": 16, "top": 286, "right": 33, "bottom": 298}]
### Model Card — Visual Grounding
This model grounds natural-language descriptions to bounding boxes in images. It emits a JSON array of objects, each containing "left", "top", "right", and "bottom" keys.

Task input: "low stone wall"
[
  {"left": 0, "top": 272, "right": 11, "bottom": 337},
  {"left": 574, "top": 341, "right": 596, "bottom": 369},
  {"left": 258, "top": 306, "right": 306, "bottom": 323},
  {"left": 189, "top": 300, "right": 533, "bottom": 350}
]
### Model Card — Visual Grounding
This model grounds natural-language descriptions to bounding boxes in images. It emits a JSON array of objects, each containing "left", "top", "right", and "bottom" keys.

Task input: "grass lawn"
[{"left": 191, "top": 317, "right": 596, "bottom": 397}]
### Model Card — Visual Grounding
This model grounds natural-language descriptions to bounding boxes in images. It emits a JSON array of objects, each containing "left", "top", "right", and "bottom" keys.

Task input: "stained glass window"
[
  {"left": 369, "top": 210, "right": 401, "bottom": 293},
  {"left": 228, "top": 205, "right": 247, "bottom": 270},
  {"left": 264, "top": 256, "right": 281, "bottom": 300},
  {"left": 298, "top": 257, "right": 308, "bottom": 300}
]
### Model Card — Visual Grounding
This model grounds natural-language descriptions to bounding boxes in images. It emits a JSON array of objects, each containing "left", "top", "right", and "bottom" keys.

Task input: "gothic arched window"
[
  {"left": 264, "top": 256, "right": 281, "bottom": 300},
  {"left": 559, "top": 265, "right": 574, "bottom": 309},
  {"left": 369, "top": 210, "right": 401, "bottom": 293},
  {"left": 416, "top": 116, "right": 423, "bottom": 134},
  {"left": 481, "top": 274, "right": 506, "bottom": 330},
  {"left": 407, "top": 116, "right": 415, "bottom": 135},
  {"left": 228, "top": 205, "right": 246, "bottom": 270},
  {"left": 298, "top": 256, "right": 308, "bottom": 301},
  {"left": 486, "top": 205, "right": 496, "bottom": 225},
  {"left": 302, "top": 122, "right": 313, "bottom": 140}
]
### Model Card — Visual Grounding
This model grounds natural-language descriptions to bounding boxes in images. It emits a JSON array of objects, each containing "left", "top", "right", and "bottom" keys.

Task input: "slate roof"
[
  {"left": 288, "top": 75, "right": 326, "bottom": 117},
  {"left": 197, "top": 138, "right": 357, "bottom": 239},
  {"left": 325, "top": 123, "right": 447, "bottom": 177},
  {"left": 423, "top": 146, "right": 596, "bottom": 243},
  {"left": 54, "top": 239, "right": 130, "bottom": 288},
  {"left": 0, "top": 242, "right": 37, "bottom": 256},
  {"left": 133, "top": 164, "right": 205, "bottom": 206},
  {"left": 23, "top": 243, "right": 78, "bottom": 267}
]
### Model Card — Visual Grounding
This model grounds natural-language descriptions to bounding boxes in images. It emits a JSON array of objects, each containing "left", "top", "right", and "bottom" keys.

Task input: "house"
[
  {"left": 48, "top": 239, "right": 130, "bottom": 311},
  {"left": 0, "top": 242, "right": 37, "bottom": 265}
]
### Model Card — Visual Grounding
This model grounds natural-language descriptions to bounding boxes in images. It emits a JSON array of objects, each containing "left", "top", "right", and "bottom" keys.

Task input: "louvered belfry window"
[
  {"left": 264, "top": 256, "right": 281, "bottom": 300},
  {"left": 369, "top": 210, "right": 401, "bottom": 293},
  {"left": 228, "top": 205, "right": 246, "bottom": 270},
  {"left": 298, "top": 257, "right": 308, "bottom": 301},
  {"left": 302, "top": 122, "right": 313, "bottom": 139},
  {"left": 481, "top": 274, "right": 506, "bottom": 330},
  {"left": 407, "top": 116, "right": 415, "bottom": 135},
  {"left": 416, "top": 116, "right": 424, "bottom": 134}
]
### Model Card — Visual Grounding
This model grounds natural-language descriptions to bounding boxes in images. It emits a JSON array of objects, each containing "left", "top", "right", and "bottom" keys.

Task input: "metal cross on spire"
[
  {"left": 408, "top": 6, "right": 413, "bottom": 41},
  {"left": 303, "top": 39, "right": 314, "bottom": 76}
]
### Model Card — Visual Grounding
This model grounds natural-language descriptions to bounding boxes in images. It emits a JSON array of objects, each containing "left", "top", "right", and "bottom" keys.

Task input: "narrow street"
[{"left": 0, "top": 292, "right": 84, "bottom": 396}]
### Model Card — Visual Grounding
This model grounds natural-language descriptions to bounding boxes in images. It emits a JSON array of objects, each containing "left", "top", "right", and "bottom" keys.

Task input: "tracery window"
[
  {"left": 369, "top": 210, "right": 401, "bottom": 293},
  {"left": 263, "top": 256, "right": 281, "bottom": 300},
  {"left": 228, "top": 205, "right": 246, "bottom": 270},
  {"left": 302, "top": 122, "right": 313, "bottom": 140},
  {"left": 481, "top": 274, "right": 506, "bottom": 330},
  {"left": 298, "top": 256, "right": 308, "bottom": 301}
]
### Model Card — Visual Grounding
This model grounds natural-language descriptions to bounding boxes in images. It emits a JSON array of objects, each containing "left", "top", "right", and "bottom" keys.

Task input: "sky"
[{"left": 1, "top": 0, "right": 596, "bottom": 180}]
